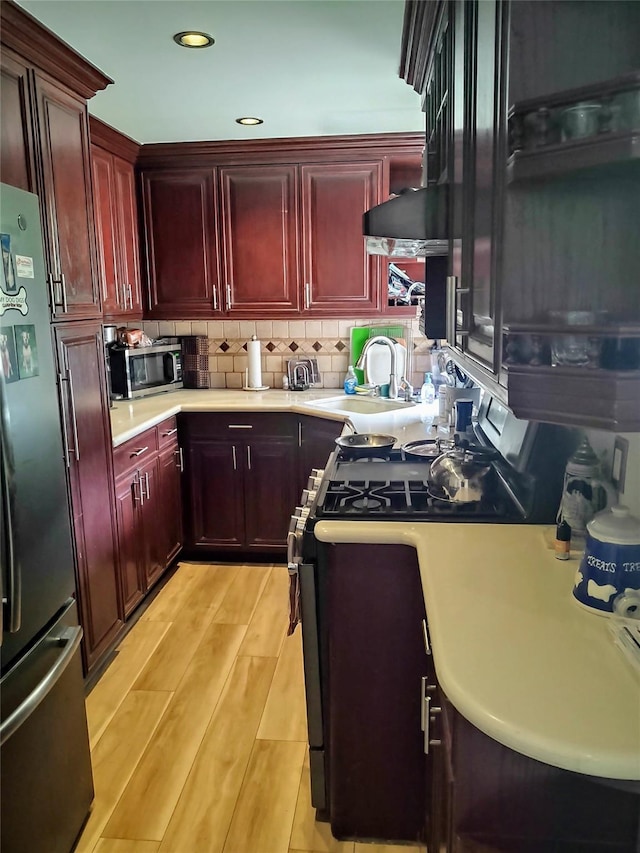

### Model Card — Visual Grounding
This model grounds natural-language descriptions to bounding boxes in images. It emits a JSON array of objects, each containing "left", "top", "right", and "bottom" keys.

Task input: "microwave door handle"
[{"left": 164, "top": 353, "right": 179, "bottom": 382}]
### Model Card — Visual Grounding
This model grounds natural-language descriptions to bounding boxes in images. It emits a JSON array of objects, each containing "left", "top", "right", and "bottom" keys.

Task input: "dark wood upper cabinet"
[
  {"left": 91, "top": 145, "right": 120, "bottom": 315},
  {"left": 141, "top": 168, "right": 221, "bottom": 318},
  {"left": 137, "top": 133, "right": 422, "bottom": 320},
  {"left": 402, "top": 0, "right": 640, "bottom": 431},
  {"left": 34, "top": 73, "right": 101, "bottom": 320},
  {"left": 89, "top": 117, "right": 143, "bottom": 320},
  {"left": 220, "top": 165, "right": 300, "bottom": 315},
  {"left": 300, "top": 162, "right": 384, "bottom": 315},
  {"left": 0, "top": 49, "right": 36, "bottom": 192}
]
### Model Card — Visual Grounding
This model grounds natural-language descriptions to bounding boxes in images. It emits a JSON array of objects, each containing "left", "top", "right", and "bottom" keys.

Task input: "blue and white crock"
[{"left": 573, "top": 505, "right": 640, "bottom": 616}]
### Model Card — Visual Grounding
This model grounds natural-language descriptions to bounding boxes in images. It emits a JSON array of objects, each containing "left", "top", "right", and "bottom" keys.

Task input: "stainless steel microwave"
[{"left": 108, "top": 343, "right": 183, "bottom": 400}]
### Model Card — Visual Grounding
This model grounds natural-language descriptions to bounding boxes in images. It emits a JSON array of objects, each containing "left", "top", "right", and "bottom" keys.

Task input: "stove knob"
[
  {"left": 311, "top": 468, "right": 324, "bottom": 479},
  {"left": 301, "top": 488, "right": 318, "bottom": 506}
]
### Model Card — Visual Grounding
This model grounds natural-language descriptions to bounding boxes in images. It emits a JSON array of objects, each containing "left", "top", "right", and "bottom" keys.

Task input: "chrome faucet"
[{"left": 355, "top": 336, "right": 399, "bottom": 400}]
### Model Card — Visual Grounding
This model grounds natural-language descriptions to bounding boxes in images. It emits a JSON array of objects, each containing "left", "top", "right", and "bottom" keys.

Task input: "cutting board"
[
  {"left": 364, "top": 341, "right": 407, "bottom": 386},
  {"left": 350, "top": 325, "right": 406, "bottom": 384}
]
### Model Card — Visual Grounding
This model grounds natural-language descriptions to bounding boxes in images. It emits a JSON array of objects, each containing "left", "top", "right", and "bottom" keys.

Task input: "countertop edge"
[{"left": 312, "top": 519, "right": 640, "bottom": 783}]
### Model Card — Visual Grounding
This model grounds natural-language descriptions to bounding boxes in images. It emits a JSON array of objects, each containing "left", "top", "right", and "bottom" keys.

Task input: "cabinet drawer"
[
  {"left": 180, "top": 412, "right": 297, "bottom": 439},
  {"left": 113, "top": 427, "right": 158, "bottom": 479},
  {"left": 157, "top": 416, "right": 179, "bottom": 449}
]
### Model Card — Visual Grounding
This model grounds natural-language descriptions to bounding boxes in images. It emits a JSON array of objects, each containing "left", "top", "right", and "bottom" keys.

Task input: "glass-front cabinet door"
[{"left": 448, "top": 0, "right": 508, "bottom": 376}]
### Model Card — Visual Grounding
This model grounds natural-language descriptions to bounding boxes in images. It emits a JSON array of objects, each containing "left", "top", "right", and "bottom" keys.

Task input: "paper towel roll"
[{"left": 247, "top": 336, "right": 262, "bottom": 389}]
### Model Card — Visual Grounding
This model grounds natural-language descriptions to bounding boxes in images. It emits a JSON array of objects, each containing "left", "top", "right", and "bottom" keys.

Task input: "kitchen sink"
[{"left": 306, "top": 396, "right": 415, "bottom": 415}]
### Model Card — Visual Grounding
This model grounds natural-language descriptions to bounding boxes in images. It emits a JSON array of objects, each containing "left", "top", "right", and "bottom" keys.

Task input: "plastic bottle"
[
  {"left": 344, "top": 365, "right": 357, "bottom": 395},
  {"left": 420, "top": 372, "right": 435, "bottom": 405},
  {"left": 437, "top": 384, "right": 447, "bottom": 422}
]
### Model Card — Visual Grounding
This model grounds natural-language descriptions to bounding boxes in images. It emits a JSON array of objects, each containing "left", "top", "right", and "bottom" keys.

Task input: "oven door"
[{"left": 288, "top": 478, "right": 328, "bottom": 812}]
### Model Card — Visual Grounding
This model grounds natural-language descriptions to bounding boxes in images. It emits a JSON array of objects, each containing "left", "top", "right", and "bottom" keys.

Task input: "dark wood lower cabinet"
[
  {"left": 320, "top": 540, "right": 639, "bottom": 852},
  {"left": 181, "top": 413, "right": 299, "bottom": 554},
  {"left": 448, "top": 701, "right": 640, "bottom": 852},
  {"left": 53, "top": 321, "right": 123, "bottom": 673},
  {"left": 297, "top": 414, "right": 343, "bottom": 493},
  {"left": 324, "top": 543, "right": 427, "bottom": 844},
  {"left": 112, "top": 416, "right": 182, "bottom": 617}
]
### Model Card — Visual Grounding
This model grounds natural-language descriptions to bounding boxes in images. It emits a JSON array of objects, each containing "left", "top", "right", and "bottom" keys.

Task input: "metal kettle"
[
  {"left": 558, "top": 436, "right": 617, "bottom": 536},
  {"left": 429, "top": 442, "right": 499, "bottom": 503}
]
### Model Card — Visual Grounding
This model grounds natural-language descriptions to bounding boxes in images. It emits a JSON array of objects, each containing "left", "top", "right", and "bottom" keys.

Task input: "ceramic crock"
[{"left": 573, "top": 505, "right": 640, "bottom": 615}]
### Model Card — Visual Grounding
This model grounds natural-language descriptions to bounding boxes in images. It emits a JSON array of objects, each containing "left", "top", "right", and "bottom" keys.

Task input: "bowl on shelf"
[
  {"left": 560, "top": 102, "right": 601, "bottom": 141},
  {"left": 548, "top": 310, "right": 607, "bottom": 367}
]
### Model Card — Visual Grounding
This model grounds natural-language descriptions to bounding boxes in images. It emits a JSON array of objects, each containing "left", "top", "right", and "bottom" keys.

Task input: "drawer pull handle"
[
  {"left": 162, "top": 428, "right": 178, "bottom": 437},
  {"left": 228, "top": 424, "right": 253, "bottom": 429},
  {"left": 130, "top": 446, "right": 149, "bottom": 457},
  {"left": 422, "top": 618, "right": 431, "bottom": 655}
]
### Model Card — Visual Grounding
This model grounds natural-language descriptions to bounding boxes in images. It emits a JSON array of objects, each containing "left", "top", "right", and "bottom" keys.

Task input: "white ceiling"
[{"left": 16, "top": 0, "right": 425, "bottom": 145}]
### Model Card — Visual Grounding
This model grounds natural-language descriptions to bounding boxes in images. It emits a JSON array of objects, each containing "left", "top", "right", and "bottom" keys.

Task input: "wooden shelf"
[
  {"left": 508, "top": 71, "right": 640, "bottom": 118},
  {"left": 505, "top": 364, "right": 640, "bottom": 431},
  {"left": 503, "top": 321, "right": 640, "bottom": 337},
  {"left": 506, "top": 130, "right": 640, "bottom": 184}
]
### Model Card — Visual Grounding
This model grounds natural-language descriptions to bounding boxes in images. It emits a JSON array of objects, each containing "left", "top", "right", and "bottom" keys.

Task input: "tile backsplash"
[{"left": 139, "top": 316, "right": 435, "bottom": 391}]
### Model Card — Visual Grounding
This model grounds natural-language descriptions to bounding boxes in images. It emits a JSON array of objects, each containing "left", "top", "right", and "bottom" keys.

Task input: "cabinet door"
[
  {"left": 184, "top": 438, "right": 244, "bottom": 549},
  {"left": 113, "top": 154, "right": 143, "bottom": 316},
  {"left": 156, "top": 443, "right": 183, "bottom": 571},
  {"left": 243, "top": 436, "right": 298, "bottom": 550},
  {"left": 91, "top": 145, "right": 120, "bottom": 315},
  {"left": 114, "top": 472, "right": 145, "bottom": 617},
  {"left": 35, "top": 74, "right": 100, "bottom": 320},
  {"left": 297, "top": 415, "right": 342, "bottom": 494},
  {"left": 220, "top": 165, "right": 300, "bottom": 315},
  {"left": 54, "top": 322, "right": 122, "bottom": 671},
  {"left": 301, "top": 163, "right": 384, "bottom": 315},
  {"left": 453, "top": 0, "right": 507, "bottom": 373},
  {"left": 141, "top": 169, "right": 221, "bottom": 318},
  {"left": 0, "top": 49, "right": 36, "bottom": 192},
  {"left": 138, "top": 456, "right": 165, "bottom": 590}
]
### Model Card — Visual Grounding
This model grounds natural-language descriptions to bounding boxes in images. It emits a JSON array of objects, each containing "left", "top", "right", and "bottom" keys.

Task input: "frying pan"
[
  {"left": 402, "top": 439, "right": 447, "bottom": 461},
  {"left": 335, "top": 433, "right": 397, "bottom": 458}
]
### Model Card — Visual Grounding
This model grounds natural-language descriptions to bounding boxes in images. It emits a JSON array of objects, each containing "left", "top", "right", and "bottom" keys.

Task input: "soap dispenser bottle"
[
  {"left": 420, "top": 372, "right": 435, "bottom": 405},
  {"left": 344, "top": 365, "right": 357, "bottom": 395}
]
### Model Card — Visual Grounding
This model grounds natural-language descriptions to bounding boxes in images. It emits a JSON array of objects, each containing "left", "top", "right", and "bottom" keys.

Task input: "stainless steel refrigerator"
[{"left": 0, "top": 183, "right": 93, "bottom": 853}]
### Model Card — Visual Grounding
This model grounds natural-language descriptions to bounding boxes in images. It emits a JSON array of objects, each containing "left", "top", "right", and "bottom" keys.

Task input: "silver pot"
[{"left": 429, "top": 445, "right": 498, "bottom": 503}]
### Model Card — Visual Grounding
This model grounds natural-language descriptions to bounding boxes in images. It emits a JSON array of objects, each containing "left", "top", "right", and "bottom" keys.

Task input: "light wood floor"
[{"left": 78, "top": 561, "right": 426, "bottom": 853}]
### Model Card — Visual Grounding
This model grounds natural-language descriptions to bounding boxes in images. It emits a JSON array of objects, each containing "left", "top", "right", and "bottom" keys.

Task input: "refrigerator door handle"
[
  {"left": 0, "top": 373, "right": 21, "bottom": 635},
  {"left": 0, "top": 625, "right": 83, "bottom": 746}
]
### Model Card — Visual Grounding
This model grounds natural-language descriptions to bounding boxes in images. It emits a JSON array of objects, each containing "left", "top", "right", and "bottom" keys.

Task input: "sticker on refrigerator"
[
  {"left": 0, "top": 327, "right": 19, "bottom": 383},
  {"left": 15, "top": 254, "right": 35, "bottom": 278},
  {"left": 0, "top": 233, "right": 29, "bottom": 317},
  {"left": 13, "top": 324, "right": 39, "bottom": 379}
]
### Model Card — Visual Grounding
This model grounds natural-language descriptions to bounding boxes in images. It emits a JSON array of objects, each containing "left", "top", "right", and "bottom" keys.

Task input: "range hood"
[{"left": 363, "top": 186, "right": 448, "bottom": 258}]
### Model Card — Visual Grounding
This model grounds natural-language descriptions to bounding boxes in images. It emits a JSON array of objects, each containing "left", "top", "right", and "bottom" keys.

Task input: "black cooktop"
[{"left": 313, "top": 448, "right": 521, "bottom": 521}]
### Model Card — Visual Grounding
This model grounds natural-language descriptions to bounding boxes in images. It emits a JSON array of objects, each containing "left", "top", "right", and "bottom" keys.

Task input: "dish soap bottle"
[
  {"left": 420, "top": 372, "right": 435, "bottom": 405},
  {"left": 344, "top": 365, "right": 357, "bottom": 395}
]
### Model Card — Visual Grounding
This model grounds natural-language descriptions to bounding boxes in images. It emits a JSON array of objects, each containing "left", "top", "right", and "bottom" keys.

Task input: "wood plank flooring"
[{"left": 79, "top": 562, "right": 426, "bottom": 853}]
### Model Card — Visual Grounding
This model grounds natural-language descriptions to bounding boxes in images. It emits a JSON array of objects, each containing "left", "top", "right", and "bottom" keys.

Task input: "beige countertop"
[
  {"left": 110, "top": 391, "right": 640, "bottom": 782},
  {"left": 109, "top": 388, "right": 438, "bottom": 446},
  {"left": 313, "top": 520, "right": 640, "bottom": 782}
]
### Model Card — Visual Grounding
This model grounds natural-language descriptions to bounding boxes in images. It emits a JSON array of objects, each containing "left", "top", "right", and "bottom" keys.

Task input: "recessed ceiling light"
[
  {"left": 236, "top": 117, "right": 264, "bottom": 126},
  {"left": 173, "top": 31, "right": 215, "bottom": 48}
]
